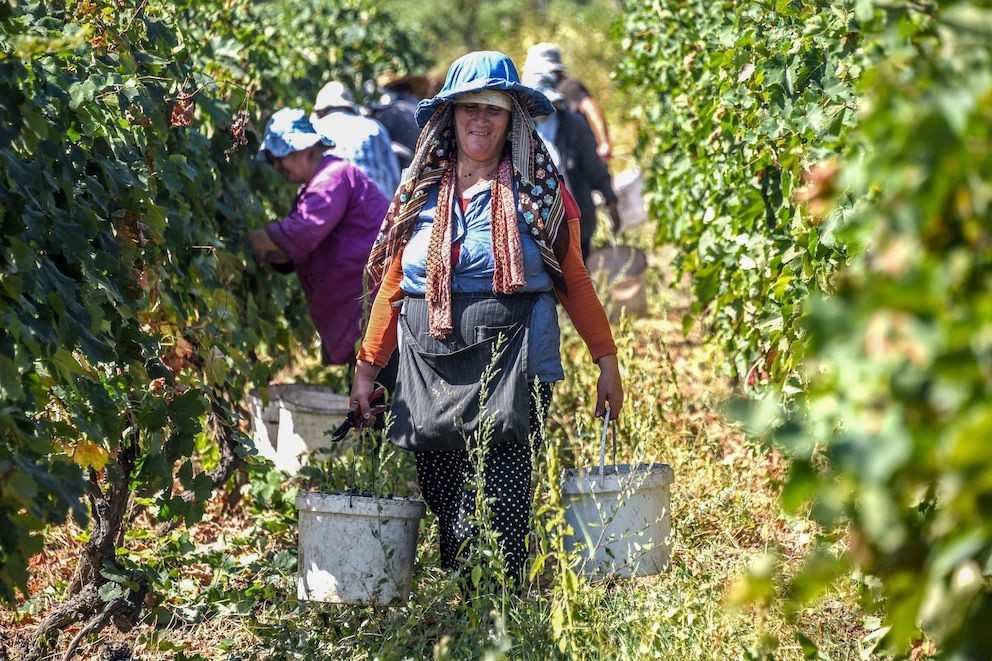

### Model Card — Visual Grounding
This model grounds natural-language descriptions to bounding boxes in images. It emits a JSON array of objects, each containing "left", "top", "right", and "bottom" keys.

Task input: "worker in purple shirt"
[{"left": 247, "top": 107, "right": 390, "bottom": 366}]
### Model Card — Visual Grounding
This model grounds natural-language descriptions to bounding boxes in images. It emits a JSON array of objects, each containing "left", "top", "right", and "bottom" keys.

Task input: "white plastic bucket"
[
  {"left": 561, "top": 407, "right": 675, "bottom": 577},
  {"left": 247, "top": 384, "right": 286, "bottom": 465},
  {"left": 247, "top": 384, "right": 351, "bottom": 472},
  {"left": 296, "top": 492, "right": 426, "bottom": 605},
  {"left": 561, "top": 462, "right": 675, "bottom": 578},
  {"left": 613, "top": 168, "right": 648, "bottom": 231},
  {"left": 586, "top": 245, "right": 649, "bottom": 321},
  {"left": 277, "top": 385, "right": 351, "bottom": 471}
]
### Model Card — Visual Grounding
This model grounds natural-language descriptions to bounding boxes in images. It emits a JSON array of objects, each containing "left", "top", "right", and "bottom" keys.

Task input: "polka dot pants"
[{"left": 414, "top": 382, "right": 553, "bottom": 582}]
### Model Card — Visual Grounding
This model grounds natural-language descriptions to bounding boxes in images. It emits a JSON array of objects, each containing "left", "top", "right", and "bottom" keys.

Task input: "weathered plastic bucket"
[
  {"left": 247, "top": 384, "right": 287, "bottom": 466},
  {"left": 248, "top": 384, "right": 351, "bottom": 472},
  {"left": 562, "top": 462, "right": 675, "bottom": 578},
  {"left": 613, "top": 168, "right": 648, "bottom": 231},
  {"left": 277, "top": 385, "right": 351, "bottom": 471},
  {"left": 586, "top": 245, "right": 648, "bottom": 321},
  {"left": 296, "top": 492, "right": 426, "bottom": 605}
]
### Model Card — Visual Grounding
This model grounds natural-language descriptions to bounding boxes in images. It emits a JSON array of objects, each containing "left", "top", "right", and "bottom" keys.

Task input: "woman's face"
[
  {"left": 454, "top": 102, "right": 511, "bottom": 165},
  {"left": 267, "top": 149, "right": 314, "bottom": 184}
]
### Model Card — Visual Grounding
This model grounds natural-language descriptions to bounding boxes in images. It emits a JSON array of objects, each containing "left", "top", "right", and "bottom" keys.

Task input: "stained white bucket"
[
  {"left": 247, "top": 384, "right": 285, "bottom": 466},
  {"left": 586, "top": 245, "right": 649, "bottom": 322},
  {"left": 594, "top": 168, "right": 648, "bottom": 231},
  {"left": 561, "top": 413, "right": 673, "bottom": 578},
  {"left": 296, "top": 492, "right": 426, "bottom": 605},
  {"left": 277, "top": 385, "right": 351, "bottom": 470},
  {"left": 562, "top": 462, "right": 674, "bottom": 578},
  {"left": 248, "top": 384, "right": 351, "bottom": 472},
  {"left": 613, "top": 168, "right": 648, "bottom": 231}
]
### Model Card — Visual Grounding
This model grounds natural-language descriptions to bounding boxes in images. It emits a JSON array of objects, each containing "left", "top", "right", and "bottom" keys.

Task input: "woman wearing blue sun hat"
[{"left": 347, "top": 51, "right": 624, "bottom": 586}]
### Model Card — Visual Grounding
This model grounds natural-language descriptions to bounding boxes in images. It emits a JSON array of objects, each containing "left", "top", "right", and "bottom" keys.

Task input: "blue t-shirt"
[{"left": 400, "top": 182, "right": 565, "bottom": 382}]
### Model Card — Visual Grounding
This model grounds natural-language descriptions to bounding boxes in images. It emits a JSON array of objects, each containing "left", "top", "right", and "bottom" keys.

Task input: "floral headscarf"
[{"left": 365, "top": 52, "right": 571, "bottom": 338}]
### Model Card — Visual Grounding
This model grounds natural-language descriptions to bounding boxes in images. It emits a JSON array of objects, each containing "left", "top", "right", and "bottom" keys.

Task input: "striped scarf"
[{"left": 365, "top": 97, "right": 570, "bottom": 338}]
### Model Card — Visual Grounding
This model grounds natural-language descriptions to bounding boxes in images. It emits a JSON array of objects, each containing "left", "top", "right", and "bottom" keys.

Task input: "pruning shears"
[{"left": 329, "top": 385, "right": 387, "bottom": 442}]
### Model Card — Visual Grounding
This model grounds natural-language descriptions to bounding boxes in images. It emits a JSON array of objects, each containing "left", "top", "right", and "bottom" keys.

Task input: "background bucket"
[
  {"left": 248, "top": 384, "right": 351, "bottom": 472},
  {"left": 247, "top": 384, "right": 286, "bottom": 466},
  {"left": 296, "top": 492, "right": 426, "bottom": 605},
  {"left": 586, "top": 245, "right": 649, "bottom": 322},
  {"left": 613, "top": 168, "right": 648, "bottom": 231},
  {"left": 561, "top": 462, "right": 675, "bottom": 578}
]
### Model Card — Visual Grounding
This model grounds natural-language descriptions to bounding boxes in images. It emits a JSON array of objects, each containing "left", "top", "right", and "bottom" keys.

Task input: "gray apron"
[{"left": 389, "top": 294, "right": 535, "bottom": 451}]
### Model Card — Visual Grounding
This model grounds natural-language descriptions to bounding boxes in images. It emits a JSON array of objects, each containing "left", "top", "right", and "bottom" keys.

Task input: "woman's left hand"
[{"left": 594, "top": 353, "right": 623, "bottom": 420}]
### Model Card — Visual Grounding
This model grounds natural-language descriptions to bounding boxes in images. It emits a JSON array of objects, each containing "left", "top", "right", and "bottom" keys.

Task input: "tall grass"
[
  {"left": 232, "top": 226, "right": 878, "bottom": 661},
  {"left": 0, "top": 230, "right": 877, "bottom": 659}
]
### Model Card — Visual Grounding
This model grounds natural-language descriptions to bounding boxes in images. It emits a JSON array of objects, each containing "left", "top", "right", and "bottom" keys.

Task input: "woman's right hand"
[
  {"left": 349, "top": 360, "right": 383, "bottom": 427},
  {"left": 245, "top": 228, "right": 289, "bottom": 266}
]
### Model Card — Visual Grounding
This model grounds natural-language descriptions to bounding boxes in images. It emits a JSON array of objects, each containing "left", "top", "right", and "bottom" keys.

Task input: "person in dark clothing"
[
  {"left": 523, "top": 42, "right": 614, "bottom": 166},
  {"left": 371, "top": 72, "right": 428, "bottom": 169},
  {"left": 525, "top": 71, "right": 621, "bottom": 260}
]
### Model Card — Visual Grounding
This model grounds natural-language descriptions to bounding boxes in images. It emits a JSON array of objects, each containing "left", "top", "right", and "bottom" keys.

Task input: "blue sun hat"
[
  {"left": 257, "top": 108, "right": 333, "bottom": 161},
  {"left": 415, "top": 51, "right": 556, "bottom": 128}
]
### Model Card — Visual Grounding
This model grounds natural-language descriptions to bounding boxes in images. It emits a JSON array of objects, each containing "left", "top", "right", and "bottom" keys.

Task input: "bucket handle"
[
  {"left": 347, "top": 427, "right": 377, "bottom": 501},
  {"left": 597, "top": 407, "right": 617, "bottom": 484}
]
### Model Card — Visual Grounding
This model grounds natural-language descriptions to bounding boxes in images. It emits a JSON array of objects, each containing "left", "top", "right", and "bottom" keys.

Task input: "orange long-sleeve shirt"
[{"left": 357, "top": 192, "right": 617, "bottom": 370}]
